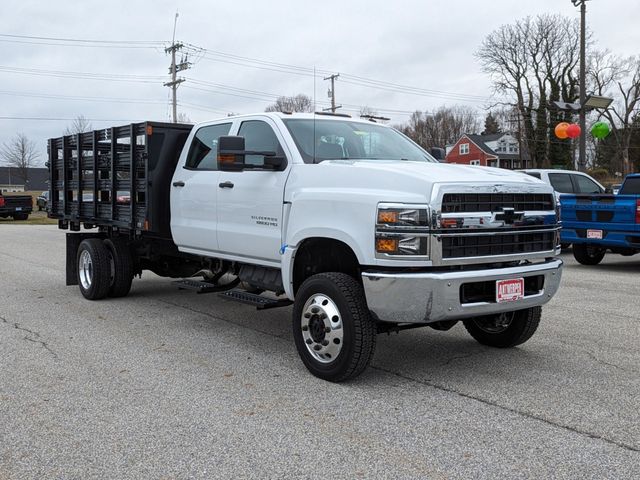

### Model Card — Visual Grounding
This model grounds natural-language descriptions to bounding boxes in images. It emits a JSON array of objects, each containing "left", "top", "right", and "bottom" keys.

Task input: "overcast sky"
[{"left": 1, "top": 0, "right": 639, "bottom": 162}]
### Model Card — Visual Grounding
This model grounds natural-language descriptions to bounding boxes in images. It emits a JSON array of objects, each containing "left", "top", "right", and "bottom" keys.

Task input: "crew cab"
[
  {"left": 560, "top": 173, "right": 640, "bottom": 264},
  {"left": 0, "top": 191, "right": 32, "bottom": 220},
  {"left": 48, "top": 113, "right": 563, "bottom": 381}
]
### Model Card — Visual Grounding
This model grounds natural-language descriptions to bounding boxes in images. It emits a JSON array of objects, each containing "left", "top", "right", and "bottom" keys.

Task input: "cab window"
[
  {"left": 185, "top": 123, "right": 232, "bottom": 170},
  {"left": 573, "top": 174, "right": 602, "bottom": 194},
  {"left": 238, "top": 120, "right": 285, "bottom": 166},
  {"left": 548, "top": 173, "right": 574, "bottom": 193}
]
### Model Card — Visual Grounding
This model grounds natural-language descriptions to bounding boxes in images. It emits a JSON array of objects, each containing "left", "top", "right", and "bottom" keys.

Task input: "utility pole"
[
  {"left": 323, "top": 74, "right": 341, "bottom": 113},
  {"left": 572, "top": 0, "right": 588, "bottom": 171},
  {"left": 164, "top": 12, "right": 190, "bottom": 123}
]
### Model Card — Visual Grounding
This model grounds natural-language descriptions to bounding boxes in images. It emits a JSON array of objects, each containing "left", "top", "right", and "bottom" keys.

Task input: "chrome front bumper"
[{"left": 362, "top": 258, "right": 563, "bottom": 324}]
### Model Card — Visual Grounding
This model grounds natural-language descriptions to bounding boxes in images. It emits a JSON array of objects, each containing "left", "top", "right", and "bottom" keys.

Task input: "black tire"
[
  {"left": 13, "top": 213, "right": 28, "bottom": 220},
  {"left": 292, "top": 272, "right": 376, "bottom": 382},
  {"left": 77, "top": 238, "right": 111, "bottom": 300},
  {"left": 463, "top": 306, "right": 541, "bottom": 348},
  {"left": 104, "top": 238, "right": 134, "bottom": 298},
  {"left": 573, "top": 244, "right": 605, "bottom": 265}
]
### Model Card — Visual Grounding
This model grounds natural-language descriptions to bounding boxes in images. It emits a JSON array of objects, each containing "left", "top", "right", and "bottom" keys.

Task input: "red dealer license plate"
[
  {"left": 496, "top": 278, "right": 525, "bottom": 303},
  {"left": 587, "top": 229, "right": 603, "bottom": 239}
]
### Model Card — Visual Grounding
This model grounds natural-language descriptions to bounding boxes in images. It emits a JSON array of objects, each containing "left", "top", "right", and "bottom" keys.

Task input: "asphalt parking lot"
[{"left": 1, "top": 225, "right": 638, "bottom": 479}]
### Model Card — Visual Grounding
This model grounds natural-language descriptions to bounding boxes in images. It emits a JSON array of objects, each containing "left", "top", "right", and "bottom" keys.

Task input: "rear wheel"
[
  {"left": 463, "top": 306, "right": 541, "bottom": 348},
  {"left": 104, "top": 238, "right": 134, "bottom": 298},
  {"left": 12, "top": 213, "right": 28, "bottom": 220},
  {"left": 573, "top": 244, "right": 605, "bottom": 265},
  {"left": 77, "top": 239, "right": 111, "bottom": 300},
  {"left": 292, "top": 272, "right": 376, "bottom": 382}
]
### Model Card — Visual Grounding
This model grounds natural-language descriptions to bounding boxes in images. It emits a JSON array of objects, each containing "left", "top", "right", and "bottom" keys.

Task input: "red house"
[{"left": 445, "top": 133, "right": 526, "bottom": 169}]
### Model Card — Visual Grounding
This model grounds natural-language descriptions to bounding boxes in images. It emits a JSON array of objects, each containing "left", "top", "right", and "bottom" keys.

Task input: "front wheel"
[
  {"left": 292, "top": 273, "right": 376, "bottom": 382},
  {"left": 463, "top": 306, "right": 541, "bottom": 348},
  {"left": 573, "top": 244, "right": 605, "bottom": 265}
]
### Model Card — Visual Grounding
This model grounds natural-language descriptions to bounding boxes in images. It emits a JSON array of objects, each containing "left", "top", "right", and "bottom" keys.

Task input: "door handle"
[
  {"left": 219, "top": 181, "right": 234, "bottom": 189},
  {"left": 172, "top": 181, "right": 185, "bottom": 187}
]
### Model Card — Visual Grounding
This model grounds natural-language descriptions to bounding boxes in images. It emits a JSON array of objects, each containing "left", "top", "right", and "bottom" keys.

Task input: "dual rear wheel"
[{"left": 77, "top": 238, "right": 133, "bottom": 300}]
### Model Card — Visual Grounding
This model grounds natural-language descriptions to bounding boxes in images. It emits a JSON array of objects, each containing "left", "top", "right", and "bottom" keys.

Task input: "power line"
[
  {"left": 0, "top": 33, "right": 165, "bottom": 45},
  {"left": 0, "top": 65, "right": 164, "bottom": 83},
  {"left": 0, "top": 90, "right": 167, "bottom": 105}
]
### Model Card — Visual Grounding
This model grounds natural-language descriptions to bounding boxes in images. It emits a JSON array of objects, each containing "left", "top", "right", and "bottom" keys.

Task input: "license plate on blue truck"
[{"left": 587, "top": 229, "right": 603, "bottom": 239}]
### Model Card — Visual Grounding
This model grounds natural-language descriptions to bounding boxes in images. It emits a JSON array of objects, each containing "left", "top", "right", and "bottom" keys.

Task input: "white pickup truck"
[{"left": 48, "top": 113, "right": 563, "bottom": 381}]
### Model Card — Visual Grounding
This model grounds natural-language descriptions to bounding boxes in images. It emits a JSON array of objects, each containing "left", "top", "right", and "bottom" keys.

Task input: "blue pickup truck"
[{"left": 560, "top": 174, "right": 640, "bottom": 265}]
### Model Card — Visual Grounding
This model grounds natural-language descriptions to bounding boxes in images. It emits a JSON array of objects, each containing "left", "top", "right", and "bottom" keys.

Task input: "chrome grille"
[
  {"left": 441, "top": 193, "right": 554, "bottom": 213},
  {"left": 441, "top": 231, "right": 556, "bottom": 259}
]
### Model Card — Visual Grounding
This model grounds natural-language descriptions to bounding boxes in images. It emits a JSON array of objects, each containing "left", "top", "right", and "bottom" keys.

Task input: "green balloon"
[{"left": 591, "top": 121, "right": 611, "bottom": 139}]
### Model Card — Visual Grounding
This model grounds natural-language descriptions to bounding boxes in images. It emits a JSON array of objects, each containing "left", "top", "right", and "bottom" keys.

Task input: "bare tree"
[
  {"left": 64, "top": 115, "right": 93, "bottom": 135},
  {"left": 265, "top": 94, "right": 314, "bottom": 113},
  {"left": 477, "top": 15, "right": 581, "bottom": 168},
  {"left": 589, "top": 51, "right": 640, "bottom": 175},
  {"left": 359, "top": 106, "right": 378, "bottom": 117},
  {"left": 177, "top": 112, "right": 193, "bottom": 123},
  {"left": 0, "top": 133, "right": 41, "bottom": 185},
  {"left": 398, "top": 106, "right": 480, "bottom": 149}
]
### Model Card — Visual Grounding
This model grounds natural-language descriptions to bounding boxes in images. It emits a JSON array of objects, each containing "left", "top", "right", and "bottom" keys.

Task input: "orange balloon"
[{"left": 555, "top": 122, "right": 570, "bottom": 139}]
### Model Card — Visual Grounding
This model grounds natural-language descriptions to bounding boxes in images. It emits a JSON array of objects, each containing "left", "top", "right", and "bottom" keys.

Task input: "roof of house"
[{"left": 0, "top": 167, "right": 49, "bottom": 190}]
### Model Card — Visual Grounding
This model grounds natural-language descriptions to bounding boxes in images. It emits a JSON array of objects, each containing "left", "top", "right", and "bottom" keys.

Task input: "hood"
[{"left": 322, "top": 160, "right": 547, "bottom": 187}]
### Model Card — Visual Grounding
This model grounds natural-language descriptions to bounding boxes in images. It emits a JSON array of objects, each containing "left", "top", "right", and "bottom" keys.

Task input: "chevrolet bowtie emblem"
[{"left": 494, "top": 207, "right": 524, "bottom": 225}]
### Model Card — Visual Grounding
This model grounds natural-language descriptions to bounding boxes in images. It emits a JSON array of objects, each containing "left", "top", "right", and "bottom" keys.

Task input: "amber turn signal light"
[
  {"left": 376, "top": 238, "right": 399, "bottom": 253},
  {"left": 377, "top": 211, "right": 399, "bottom": 224}
]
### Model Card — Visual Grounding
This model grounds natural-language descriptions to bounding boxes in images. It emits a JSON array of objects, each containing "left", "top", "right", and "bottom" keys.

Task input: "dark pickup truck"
[
  {"left": 560, "top": 174, "right": 640, "bottom": 264},
  {"left": 0, "top": 191, "right": 33, "bottom": 220}
]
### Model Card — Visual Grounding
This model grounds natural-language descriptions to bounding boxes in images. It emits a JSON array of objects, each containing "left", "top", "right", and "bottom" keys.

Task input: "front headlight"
[
  {"left": 377, "top": 207, "right": 428, "bottom": 227},
  {"left": 375, "top": 204, "right": 430, "bottom": 257}
]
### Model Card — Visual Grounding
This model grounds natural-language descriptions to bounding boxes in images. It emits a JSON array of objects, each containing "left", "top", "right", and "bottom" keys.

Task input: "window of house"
[
  {"left": 459, "top": 143, "right": 469, "bottom": 155},
  {"left": 509, "top": 143, "right": 518, "bottom": 153},
  {"left": 185, "top": 123, "right": 232, "bottom": 170},
  {"left": 470, "top": 159, "right": 480, "bottom": 166}
]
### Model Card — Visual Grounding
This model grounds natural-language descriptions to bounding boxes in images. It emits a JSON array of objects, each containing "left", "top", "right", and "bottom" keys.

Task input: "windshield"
[
  {"left": 621, "top": 177, "right": 640, "bottom": 195},
  {"left": 282, "top": 118, "right": 437, "bottom": 164}
]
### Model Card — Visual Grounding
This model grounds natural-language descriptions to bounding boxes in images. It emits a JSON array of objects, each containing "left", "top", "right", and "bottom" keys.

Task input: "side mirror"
[
  {"left": 429, "top": 147, "right": 446, "bottom": 162},
  {"left": 217, "top": 135, "right": 286, "bottom": 171},
  {"left": 218, "top": 136, "right": 246, "bottom": 171},
  {"left": 604, "top": 187, "right": 613, "bottom": 194}
]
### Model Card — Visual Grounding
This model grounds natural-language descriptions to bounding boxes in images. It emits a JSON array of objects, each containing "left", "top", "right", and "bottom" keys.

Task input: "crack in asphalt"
[
  {"left": 439, "top": 350, "right": 485, "bottom": 367},
  {"left": 371, "top": 365, "right": 640, "bottom": 454},
  {"left": 157, "top": 299, "right": 640, "bottom": 454},
  {"left": 556, "top": 339, "right": 638, "bottom": 375},
  {"left": 0, "top": 315, "right": 59, "bottom": 360}
]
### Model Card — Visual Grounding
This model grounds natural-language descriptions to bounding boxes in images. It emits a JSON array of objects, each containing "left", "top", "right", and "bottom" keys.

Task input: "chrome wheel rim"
[
  {"left": 301, "top": 294, "right": 344, "bottom": 363},
  {"left": 473, "top": 312, "right": 514, "bottom": 334},
  {"left": 79, "top": 250, "right": 93, "bottom": 290}
]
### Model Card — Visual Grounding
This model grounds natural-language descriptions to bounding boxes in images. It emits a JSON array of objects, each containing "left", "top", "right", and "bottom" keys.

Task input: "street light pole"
[{"left": 573, "top": 0, "right": 588, "bottom": 171}]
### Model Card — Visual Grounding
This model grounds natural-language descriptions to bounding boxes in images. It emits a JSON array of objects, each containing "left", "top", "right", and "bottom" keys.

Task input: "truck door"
[
  {"left": 170, "top": 122, "right": 232, "bottom": 254},
  {"left": 217, "top": 118, "right": 290, "bottom": 263}
]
